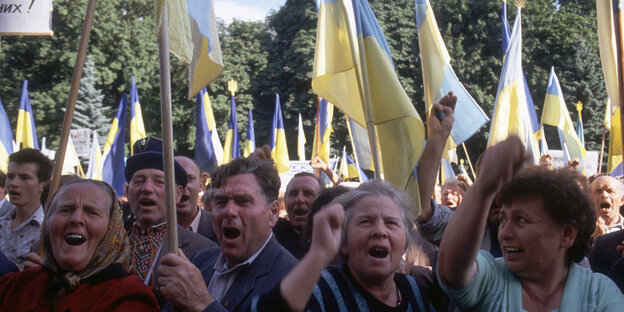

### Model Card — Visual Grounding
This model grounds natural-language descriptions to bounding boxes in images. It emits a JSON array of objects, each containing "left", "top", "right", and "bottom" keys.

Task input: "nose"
[
  {"left": 222, "top": 200, "right": 239, "bottom": 219},
  {"left": 69, "top": 209, "right": 85, "bottom": 225},
  {"left": 140, "top": 179, "right": 156, "bottom": 193},
  {"left": 371, "top": 219, "right": 388, "bottom": 238},
  {"left": 498, "top": 221, "right": 513, "bottom": 242}
]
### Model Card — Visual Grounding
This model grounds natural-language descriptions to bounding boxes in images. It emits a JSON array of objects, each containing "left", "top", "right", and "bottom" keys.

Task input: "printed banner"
[{"left": 0, "top": 0, "right": 52, "bottom": 35}]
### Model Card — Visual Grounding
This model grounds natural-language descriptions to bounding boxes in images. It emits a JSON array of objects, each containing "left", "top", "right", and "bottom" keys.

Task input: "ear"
[
  {"left": 560, "top": 224, "right": 578, "bottom": 249},
  {"left": 175, "top": 185, "right": 184, "bottom": 202},
  {"left": 123, "top": 182, "right": 129, "bottom": 198},
  {"left": 267, "top": 200, "right": 279, "bottom": 228}
]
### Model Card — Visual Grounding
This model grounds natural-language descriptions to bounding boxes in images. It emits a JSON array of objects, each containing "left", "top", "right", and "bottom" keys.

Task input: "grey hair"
[{"left": 335, "top": 180, "right": 414, "bottom": 254}]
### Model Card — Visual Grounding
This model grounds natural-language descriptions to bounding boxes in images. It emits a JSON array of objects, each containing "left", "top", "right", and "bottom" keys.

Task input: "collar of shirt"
[
  {"left": 131, "top": 221, "right": 167, "bottom": 236},
  {"left": 4, "top": 205, "right": 44, "bottom": 229},
  {"left": 213, "top": 232, "right": 274, "bottom": 273},
  {"left": 604, "top": 214, "right": 624, "bottom": 233},
  {"left": 188, "top": 207, "right": 202, "bottom": 233}
]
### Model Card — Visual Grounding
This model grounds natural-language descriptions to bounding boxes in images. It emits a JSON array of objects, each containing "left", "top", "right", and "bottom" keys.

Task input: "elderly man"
[
  {"left": 175, "top": 156, "right": 217, "bottom": 242},
  {"left": 440, "top": 179, "right": 468, "bottom": 209},
  {"left": 157, "top": 157, "right": 297, "bottom": 312},
  {"left": 591, "top": 176, "right": 624, "bottom": 234},
  {"left": 124, "top": 137, "right": 215, "bottom": 289},
  {"left": 0, "top": 149, "right": 52, "bottom": 267},
  {"left": 273, "top": 172, "right": 323, "bottom": 259}
]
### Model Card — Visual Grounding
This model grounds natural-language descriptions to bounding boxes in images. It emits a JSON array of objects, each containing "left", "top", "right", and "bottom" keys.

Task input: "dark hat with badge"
[{"left": 124, "top": 137, "right": 188, "bottom": 187}]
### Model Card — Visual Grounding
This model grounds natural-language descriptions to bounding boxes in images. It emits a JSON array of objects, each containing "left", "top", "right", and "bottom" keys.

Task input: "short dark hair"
[
  {"left": 8, "top": 148, "right": 53, "bottom": 182},
  {"left": 288, "top": 172, "right": 325, "bottom": 192},
  {"left": 0, "top": 171, "right": 6, "bottom": 187},
  {"left": 498, "top": 166, "right": 595, "bottom": 263},
  {"left": 442, "top": 179, "right": 468, "bottom": 194},
  {"left": 211, "top": 157, "right": 280, "bottom": 203}
]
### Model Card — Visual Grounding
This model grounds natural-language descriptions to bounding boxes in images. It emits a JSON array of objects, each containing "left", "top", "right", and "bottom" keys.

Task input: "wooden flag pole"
[
  {"left": 46, "top": 0, "right": 98, "bottom": 206},
  {"left": 599, "top": 123, "right": 607, "bottom": 173},
  {"left": 461, "top": 142, "right": 476, "bottom": 178},
  {"left": 157, "top": 4, "right": 178, "bottom": 254}
]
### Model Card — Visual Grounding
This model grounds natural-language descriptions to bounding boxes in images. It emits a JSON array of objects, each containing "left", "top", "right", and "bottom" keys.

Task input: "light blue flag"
[
  {"left": 101, "top": 93, "right": 127, "bottom": 194},
  {"left": 610, "top": 161, "right": 623, "bottom": 177},
  {"left": 243, "top": 108, "right": 256, "bottom": 157},
  {"left": 223, "top": 95, "right": 241, "bottom": 164},
  {"left": 440, "top": 157, "right": 456, "bottom": 184},
  {"left": 0, "top": 98, "right": 14, "bottom": 172},
  {"left": 271, "top": 94, "right": 289, "bottom": 175},
  {"left": 16, "top": 80, "right": 39, "bottom": 150},
  {"left": 195, "top": 88, "right": 223, "bottom": 173},
  {"left": 576, "top": 105, "right": 585, "bottom": 148}
]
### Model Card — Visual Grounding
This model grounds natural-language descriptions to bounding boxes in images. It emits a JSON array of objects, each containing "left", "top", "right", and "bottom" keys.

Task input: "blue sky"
[{"left": 214, "top": 0, "right": 287, "bottom": 23}]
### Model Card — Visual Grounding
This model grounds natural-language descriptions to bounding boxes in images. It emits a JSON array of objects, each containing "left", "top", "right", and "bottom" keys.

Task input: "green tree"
[{"left": 72, "top": 55, "right": 110, "bottom": 142}]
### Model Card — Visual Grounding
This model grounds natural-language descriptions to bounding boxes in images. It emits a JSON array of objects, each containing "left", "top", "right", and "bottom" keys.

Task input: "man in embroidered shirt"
[
  {"left": 0, "top": 148, "right": 52, "bottom": 267},
  {"left": 157, "top": 157, "right": 298, "bottom": 312},
  {"left": 591, "top": 176, "right": 624, "bottom": 234},
  {"left": 175, "top": 156, "right": 216, "bottom": 242}
]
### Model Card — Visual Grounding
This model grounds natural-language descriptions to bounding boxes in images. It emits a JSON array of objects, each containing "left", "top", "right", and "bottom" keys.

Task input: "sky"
[{"left": 214, "top": 0, "right": 287, "bottom": 24}]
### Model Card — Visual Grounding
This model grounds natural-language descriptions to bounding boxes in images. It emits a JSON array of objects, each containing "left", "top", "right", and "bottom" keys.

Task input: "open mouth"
[
  {"left": 293, "top": 208, "right": 308, "bottom": 216},
  {"left": 9, "top": 191, "right": 19, "bottom": 196},
  {"left": 600, "top": 203, "right": 611, "bottom": 210},
  {"left": 223, "top": 227, "right": 241, "bottom": 239},
  {"left": 140, "top": 199, "right": 156, "bottom": 207},
  {"left": 368, "top": 247, "right": 389, "bottom": 258},
  {"left": 180, "top": 195, "right": 190, "bottom": 203},
  {"left": 65, "top": 234, "right": 86, "bottom": 246},
  {"left": 504, "top": 247, "right": 522, "bottom": 254}
]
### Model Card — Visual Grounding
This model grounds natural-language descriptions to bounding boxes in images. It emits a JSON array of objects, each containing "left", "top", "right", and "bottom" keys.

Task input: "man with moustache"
[
  {"left": 157, "top": 157, "right": 297, "bottom": 312},
  {"left": 273, "top": 172, "right": 323, "bottom": 259},
  {"left": 590, "top": 176, "right": 624, "bottom": 234}
]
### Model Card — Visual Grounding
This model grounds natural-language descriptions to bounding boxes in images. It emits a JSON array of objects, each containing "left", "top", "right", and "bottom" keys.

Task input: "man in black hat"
[{"left": 124, "top": 137, "right": 215, "bottom": 290}]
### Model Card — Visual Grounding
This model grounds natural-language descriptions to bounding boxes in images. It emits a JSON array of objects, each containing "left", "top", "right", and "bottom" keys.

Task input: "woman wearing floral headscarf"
[{"left": 0, "top": 179, "right": 159, "bottom": 311}]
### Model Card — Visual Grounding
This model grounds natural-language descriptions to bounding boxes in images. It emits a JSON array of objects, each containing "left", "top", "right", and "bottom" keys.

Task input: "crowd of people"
[{"left": 0, "top": 92, "right": 621, "bottom": 311}]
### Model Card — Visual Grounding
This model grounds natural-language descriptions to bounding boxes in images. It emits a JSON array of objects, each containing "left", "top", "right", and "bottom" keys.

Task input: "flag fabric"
[
  {"left": 156, "top": 0, "right": 224, "bottom": 97},
  {"left": 86, "top": 131, "right": 102, "bottom": 180},
  {"left": 270, "top": 94, "right": 290, "bottom": 175},
  {"left": 414, "top": 0, "right": 488, "bottom": 149},
  {"left": 597, "top": 0, "right": 620, "bottom": 114},
  {"left": 487, "top": 8, "right": 539, "bottom": 162},
  {"left": 312, "top": 98, "right": 333, "bottom": 164},
  {"left": 101, "top": 93, "right": 127, "bottom": 195},
  {"left": 576, "top": 102, "right": 585, "bottom": 148},
  {"left": 297, "top": 113, "right": 306, "bottom": 161},
  {"left": 343, "top": 147, "right": 368, "bottom": 182},
  {"left": 0, "top": 99, "right": 14, "bottom": 172},
  {"left": 610, "top": 161, "right": 623, "bottom": 177},
  {"left": 222, "top": 95, "right": 241, "bottom": 164},
  {"left": 62, "top": 136, "right": 83, "bottom": 176},
  {"left": 195, "top": 88, "right": 223, "bottom": 173},
  {"left": 540, "top": 126, "right": 550, "bottom": 156},
  {"left": 459, "top": 159, "right": 472, "bottom": 184},
  {"left": 243, "top": 108, "right": 256, "bottom": 158},
  {"left": 15, "top": 80, "right": 38, "bottom": 150},
  {"left": 440, "top": 157, "right": 455, "bottom": 185},
  {"left": 130, "top": 76, "right": 147, "bottom": 154},
  {"left": 345, "top": 116, "right": 373, "bottom": 171},
  {"left": 540, "top": 67, "right": 586, "bottom": 172},
  {"left": 608, "top": 104, "right": 622, "bottom": 174},
  {"left": 312, "top": 0, "right": 426, "bottom": 206}
]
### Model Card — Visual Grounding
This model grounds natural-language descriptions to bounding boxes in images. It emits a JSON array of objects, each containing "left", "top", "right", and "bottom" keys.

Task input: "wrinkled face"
[
  {"left": 126, "top": 169, "right": 182, "bottom": 228},
  {"left": 591, "top": 177, "right": 624, "bottom": 224},
  {"left": 441, "top": 184, "right": 462, "bottom": 208},
  {"left": 6, "top": 162, "right": 45, "bottom": 208},
  {"left": 342, "top": 195, "right": 406, "bottom": 285},
  {"left": 49, "top": 183, "right": 110, "bottom": 272},
  {"left": 212, "top": 174, "right": 278, "bottom": 267},
  {"left": 498, "top": 197, "right": 570, "bottom": 280},
  {"left": 175, "top": 157, "right": 202, "bottom": 219},
  {"left": 285, "top": 176, "right": 321, "bottom": 232}
]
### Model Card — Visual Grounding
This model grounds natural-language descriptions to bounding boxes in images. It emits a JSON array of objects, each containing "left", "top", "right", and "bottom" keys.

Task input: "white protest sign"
[{"left": 0, "top": 0, "right": 52, "bottom": 35}]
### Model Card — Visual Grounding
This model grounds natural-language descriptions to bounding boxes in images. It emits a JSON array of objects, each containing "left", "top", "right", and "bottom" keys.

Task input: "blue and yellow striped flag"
[
  {"left": 130, "top": 76, "right": 147, "bottom": 154},
  {"left": 222, "top": 95, "right": 240, "bottom": 164},
  {"left": 487, "top": 8, "right": 539, "bottom": 162},
  {"left": 0, "top": 98, "right": 14, "bottom": 172},
  {"left": 541, "top": 67, "right": 586, "bottom": 173},
  {"left": 156, "top": 0, "right": 224, "bottom": 97},
  {"left": 415, "top": 0, "right": 488, "bottom": 149},
  {"left": 597, "top": 1, "right": 620, "bottom": 114},
  {"left": 15, "top": 80, "right": 38, "bottom": 150},
  {"left": 243, "top": 108, "right": 256, "bottom": 158},
  {"left": 271, "top": 94, "right": 289, "bottom": 175},
  {"left": 101, "top": 93, "right": 127, "bottom": 194},
  {"left": 298, "top": 113, "right": 306, "bottom": 161},
  {"left": 312, "top": 98, "right": 333, "bottom": 164},
  {"left": 195, "top": 88, "right": 223, "bottom": 173},
  {"left": 313, "top": 0, "right": 425, "bottom": 207}
]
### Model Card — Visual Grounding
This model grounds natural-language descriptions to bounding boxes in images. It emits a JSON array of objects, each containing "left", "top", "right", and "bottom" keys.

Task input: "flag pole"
[
  {"left": 314, "top": 97, "right": 321, "bottom": 176},
  {"left": 599, "top": 123, "right": 607, "bottom": 173},
  {"left": 461, "top": 142, "right": 476, "bottom": 178},
  {"left": 157, "top": 4, "right": 178, "bottom": 254},
  {"left": 614, "top": 0, "right": 624, "bottom": 154},
  {"left": 46, "top": 0, "right": 98, "bottom": 206}
]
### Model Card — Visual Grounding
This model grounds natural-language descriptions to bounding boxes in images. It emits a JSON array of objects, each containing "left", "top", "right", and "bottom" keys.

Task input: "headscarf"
[{"left": 40, "top": 179, "right": 130, "bottom": 290}]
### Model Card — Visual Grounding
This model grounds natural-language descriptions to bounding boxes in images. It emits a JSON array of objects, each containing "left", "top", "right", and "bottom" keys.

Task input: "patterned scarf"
[
  {"left": 127, "top": 222, "right": 167, "bottom": 282},
  {"left": 41, "top": 180, "right": 130, "bottom": 290}
]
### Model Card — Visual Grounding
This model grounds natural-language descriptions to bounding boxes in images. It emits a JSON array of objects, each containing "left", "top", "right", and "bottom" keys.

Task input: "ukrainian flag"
[
  {"left": 156, "top": 0, "right": 223, "bottom": 98},
  {"left": 243, "top": 108, "right": 255, "bottom": 158},
  {"left": 195, "top": 88, "right": 223, "bottom": 173},
  {"left": 313, "top": 0, "right": 425, "bottom": 209},
  {"left": 346, "top": 116, "right": 372, "bottom": 171},
  {"left": 297, "top": 113, "right": 306, "bottom": 161},
  {"left": 576, "top": 102, "right": 585, "bottom": 148},
  {"left": 606, "top": 99, "right": 622, "bottom": 173},
  {"left": 440, "top": 157, "right": 455, "bottom": 185},
  {"left": 130, "top": 76, "right": 147, "bottom": 154},
  {"left": 415, "top": 0, "right": 488, "bottom": 149},
  {"left": 101, "top": 93, "right": 127, "bottom": 195},
  {"left": 86, "top": 131, "right": 102, "bottom": 180},
  {"left": 222, "top": 95, "right": 240, "bottom": 164},
  {"left": 487, "top": 8, "right": 539, "bottom": 162},
  {"left": 271, "top": 94, "right": 289, "bottom": 175},
  {"left": 597, "top": 0, "right": 620, "bottom": 114},
  {"left": 312, "top": 98, "right": 333, "bottom": 164},
  {"left": 342, "top": 147, "right": 368, "bottom": 182},
  {"left": 15, "top": 80, "right": 38, "bottom": 150},
  {"left": 0, "top": 99, "right": 14, "bottom": 172},
  {"left": 541, "top": 67, "right": 586, "bottom": 173}
]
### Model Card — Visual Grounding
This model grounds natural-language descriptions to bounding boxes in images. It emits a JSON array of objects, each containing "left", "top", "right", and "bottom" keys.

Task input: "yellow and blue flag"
[
  {"left": 86, "top": 131, "right": 102, "bottom": 180},
  {"left": 487, "top": 8, "right": 539, "bottom": 162},
  {"left": 129, "top": 76, "right": 147, "bottom": 154},
  {"left": 313, "top": 0, "right": 425, "bottom": 205},
  {"left": 340, "top": 147, "right": 369, "bottom": 182},
  {"left": 346, "top": 116, "right": 373, "bottom": 172},
  {"left": 243, "top": 108, "right": 256, "bottom": 158},
  {"left": 298, "top": 113, "right": 306, "bottom": 161},
  {"left": 541, "top": 67, "right": 586, "bottom": 172},
  {"left": 440, "top": 157, "right": 455, "bottom": 185},
  {"left": 271, "top": 94, "right": 289, "bottom": 175},
  {"left": 576, "top": 101, "right": 585, "bottom": 148},
  {"left": 597, "top": 0, "right": 620, "bottom": 114},
  {"left": 195, "top": 88, "right": 223, "bottom": 173},
  {"left": 414, "top": 0, "right": 488, "bottom": 149},
  {"left": 15, "top": 80, "right": 38, "bottom": 150},
  {"left": 156, "top": 0, "right": 224, "bottom": 97},
  {"left": 62, "top": 136, "right": 83, "bottom": 176},
  {"left": 222, "top": 95, "right": 240, "bottom": 164},
  {"left": 0, "top": 98, "right": 14, "bottom": 172},
  {"left": 312, "top": 98, "right": 333, "bottom": 164},
  {"left": 606, "top": 98, "right": 622, "bottom": 174},
  {"left": 101, "top": 93, "right": 127, "bottom": 194}
]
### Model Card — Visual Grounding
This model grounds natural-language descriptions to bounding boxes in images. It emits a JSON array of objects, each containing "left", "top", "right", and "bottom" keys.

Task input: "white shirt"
[
  {"left": 0, "top": 205, "right": 44, "bottom": 266},
  {"left": 188, "top": 207, "right": 202, "bottom": 233}
]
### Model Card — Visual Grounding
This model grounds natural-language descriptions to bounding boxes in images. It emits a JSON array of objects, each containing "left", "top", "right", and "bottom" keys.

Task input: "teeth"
[
  {"left": 506, "top": 247, "right": 520, "bottom": 252},
  {"left": 66, "top": 234, "right": 84, "bottom": 240}
]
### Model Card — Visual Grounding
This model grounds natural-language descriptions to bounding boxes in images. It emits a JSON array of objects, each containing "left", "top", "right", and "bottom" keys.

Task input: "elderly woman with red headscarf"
[{"left": 0, "top": 179, "right": 159, "bottom": 311}]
